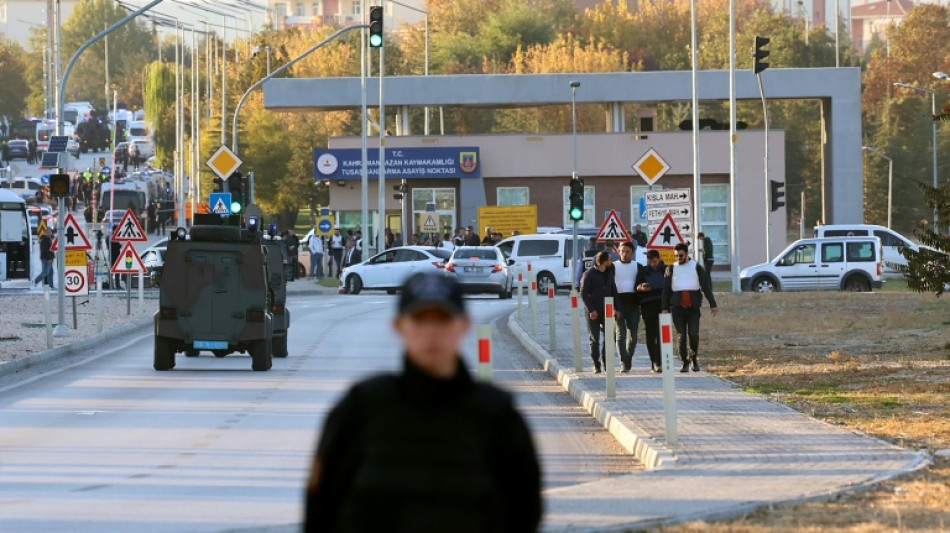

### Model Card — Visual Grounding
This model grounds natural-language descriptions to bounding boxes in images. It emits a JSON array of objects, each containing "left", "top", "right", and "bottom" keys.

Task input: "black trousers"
[
  {"left": 671, "top": 305, "right": 702, "bottom": 362},
  {"left": 587, "top": 316, "right": 606, "bottom": 367},
  {"left": 640, "top": 300, "right": 662, "bottom": 367},
  {"left": 704, "top": 259, "right": 714, "bottom": 282}
]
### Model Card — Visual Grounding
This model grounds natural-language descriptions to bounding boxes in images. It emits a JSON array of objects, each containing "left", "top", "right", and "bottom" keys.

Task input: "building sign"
[{"left": 313, "top": 147, "right": 482, "bottom": 181}]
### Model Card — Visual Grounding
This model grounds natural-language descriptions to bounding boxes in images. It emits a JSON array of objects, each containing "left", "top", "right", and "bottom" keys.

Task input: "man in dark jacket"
[
  {"left": 581, "top": 251, "right": 619, "bottom": 373},
  {"left": 33, "top": 230, "right": 55, "bottom": 289},
  {"left": 661, "top": 242, "right": 719, "bottom": 373},
  {"left": 305, "top": 273, "right": 541, "bottom": 532},
  {"left": 635, "top": 249, "right": 666, "bottom": 372},
  {"left": 464, "top": 225, "right": 480, "bottom": 246}
]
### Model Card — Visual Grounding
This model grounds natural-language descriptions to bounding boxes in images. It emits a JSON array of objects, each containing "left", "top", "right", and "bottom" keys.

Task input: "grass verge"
[{"left": 652, "top": 291, "right": 950, "bottom": 532}]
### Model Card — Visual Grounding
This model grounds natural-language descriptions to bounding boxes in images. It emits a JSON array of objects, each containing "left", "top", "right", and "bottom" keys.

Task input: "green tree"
[
  {"left": 142, "top": 61, "right": 175, "bottom": 169},
  {"left": 900, "top": 183, "right": 950, "bottom": 296},
  {"left": 0, "top": 41, "right": 29, "bottom": 119}
]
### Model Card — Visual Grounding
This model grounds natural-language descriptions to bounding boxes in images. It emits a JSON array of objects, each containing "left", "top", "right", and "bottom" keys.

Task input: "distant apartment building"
[
  {"left": 266, "top": 0, "right": 425, "bottom": 29},
  {"left": 0, "top": 0, "right": 80, "bottom": 47},
  {"left": 850, "top": 0, "right": 916, "bottom": 56}
]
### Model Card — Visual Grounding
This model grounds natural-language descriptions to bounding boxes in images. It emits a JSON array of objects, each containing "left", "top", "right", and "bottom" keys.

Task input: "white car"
[
  {"left": 341, "top": 246, "right": 452, "bottom": 295},
  {"left": 814, "top": 224, "right": 920, "bottom": 276},
  {"left": 2, "top": 177, "right": 44, "bottom": 201},
  {"left": 740, "top": 236, "right": 885, "bottom": 292}
]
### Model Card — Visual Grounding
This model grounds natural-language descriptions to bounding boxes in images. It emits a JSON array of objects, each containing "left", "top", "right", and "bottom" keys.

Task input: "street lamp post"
[
  {"left": 863, "top": 146, "right": 894, "bottom": 229},
  {"left": 894, "top": 82, "right": 938, "bottom": 232},
  {"left": 570, "top": 80, "right": 580, "bottom": 289},
  {"left": 387, "top": 0, "right": 430, "bottom": 135}
]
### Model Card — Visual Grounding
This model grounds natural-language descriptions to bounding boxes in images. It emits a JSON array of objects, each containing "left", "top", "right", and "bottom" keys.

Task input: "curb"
[
  {"left": 0, "top": 316, "right": 153, "bottom": 378},
  {"left": 506, "top": 312, "right": 678, "bottom": 470}
]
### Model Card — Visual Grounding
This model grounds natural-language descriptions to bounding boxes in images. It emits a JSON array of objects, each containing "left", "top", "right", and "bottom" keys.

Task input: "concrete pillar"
[
  {"left": 399, "top": 105, "right": 411, "bottom": 136},
  {"left": 605, "top": 102, "right": 626, "bottom": 133}
]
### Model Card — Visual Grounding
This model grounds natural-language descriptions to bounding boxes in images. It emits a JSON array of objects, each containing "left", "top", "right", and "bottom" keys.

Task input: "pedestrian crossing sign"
[
  {"left": 595, "top": 210, "right": 632, "bottom": 243},
  {"left": 209, "top": 193, "right": 232, "bottom": 215},
  {"left": 111, "top": 209, "right": 147, "bottom": 242}
]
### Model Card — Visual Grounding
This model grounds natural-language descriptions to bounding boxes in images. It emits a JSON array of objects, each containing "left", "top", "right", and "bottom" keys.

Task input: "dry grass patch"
[{"left": 659, "top": 291, "right": 950, "bottom": 532}]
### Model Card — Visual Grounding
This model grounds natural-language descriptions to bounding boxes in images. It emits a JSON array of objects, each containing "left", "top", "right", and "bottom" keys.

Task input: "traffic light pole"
[
  {"left": 377, "top": 33, "right": 387, "bottom": 256},
  {"left": 757, "top": 72, "right": 771, "bottom": 261}
]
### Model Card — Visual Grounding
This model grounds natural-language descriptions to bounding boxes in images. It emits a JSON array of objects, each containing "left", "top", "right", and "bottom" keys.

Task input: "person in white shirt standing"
[
  {"left": 441, "top": 232, "right": 455, "bottom": 251},
  {"left": 329, "top": 229, "right": 345, "bottom": 278},
  {"left": 661, "top": 242, "right": 719, "bottom": 373},
  {"left": 309, "top": 231, "right": 325, "bottom": 280},
  {"left": 613, "top": 241, "right": 642, "bottom": 373}
]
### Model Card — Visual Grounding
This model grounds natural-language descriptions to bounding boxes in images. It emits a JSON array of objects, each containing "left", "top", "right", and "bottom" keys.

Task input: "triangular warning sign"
[
  {"left": 646, "top": 213, "right": 686, "bottom": 249},
  {"left": 110, "top": 241, "right": 147, "bottom": 274},
  {"left": 111, "top": 209, "right": 147, "bottom": 242},
  {"left": 595, "top": 210, "right": 632, "bottom": 243},
  {"left": 212, "top": 197, "right": 229, "bottom": 214},
  {"left": 423, "top": 215, "right": 437, "bottom": 229},
  {"left": 57, "top": 213, "right": 92, "bottom": 251}
]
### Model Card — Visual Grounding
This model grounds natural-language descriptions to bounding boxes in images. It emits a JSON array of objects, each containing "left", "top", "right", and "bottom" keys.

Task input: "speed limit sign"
[{"left": 64, "top": 267, "right": 89, "bottom": 296}]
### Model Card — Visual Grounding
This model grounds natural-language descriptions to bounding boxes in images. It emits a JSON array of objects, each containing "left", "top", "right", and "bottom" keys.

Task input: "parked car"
[
  {"left": 445, "top": 246, "right": 514, "bottom": 298},
  {"left": 341, "top": 246, "right": 451, "bottom": 295},
  {"left": 142, "top": 238, "right": 168, "bottom": 287},
  {"left": 740, "top": 236, "right": 884, "bottom": 293},
  {"left": 814, "top": 224, "right": 920, "bottom": 276},
  {"left": 1, "top": 177, "right": 44, "bottom": 201},
  {"left": 6, "top": 140, "right": 30, "bottom": 160}
]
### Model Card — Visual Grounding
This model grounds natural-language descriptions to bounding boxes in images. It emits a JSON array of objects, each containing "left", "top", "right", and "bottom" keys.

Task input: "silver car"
[{"left": 445, "top": 246, "right": 514, "bottom": 298}]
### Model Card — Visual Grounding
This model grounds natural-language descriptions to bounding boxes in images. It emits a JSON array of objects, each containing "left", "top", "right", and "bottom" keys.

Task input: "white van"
[
  {"left": 36, "top": 122, "right": 75, "bottom": 155},
  {"left": 740, "top": 236, "right": 884, "bottom": 292},
  {"left": 496, "top": 234, "right": 595, "bottom": 294},
  {"left": 128, "top": 120, "right": 154, "bottom": 158},
  {"left": 814, "top": 224, "right": 917, "bottom": 275}
]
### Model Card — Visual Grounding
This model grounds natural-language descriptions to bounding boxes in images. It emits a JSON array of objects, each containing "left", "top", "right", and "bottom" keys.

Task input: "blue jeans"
[
  {"left": 310, "top": 252, "right": 324, "bottom": 278},
  {"left": 34, "top": 259, "right": 54, "bottom": 287},
  {"left": 615, "top": 307, "right": 641, "bottom": 367}
]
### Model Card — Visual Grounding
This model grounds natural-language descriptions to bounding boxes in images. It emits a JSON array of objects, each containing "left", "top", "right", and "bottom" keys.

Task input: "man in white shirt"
[
  {"left": 613, "top": 241, "right": 642, "bottom": 373},
  {"left": 309, "top": 232, "right": 325, "bottom": 279},
  {"left": 661, "top": 242, "right": 719, "bottom": 373}
]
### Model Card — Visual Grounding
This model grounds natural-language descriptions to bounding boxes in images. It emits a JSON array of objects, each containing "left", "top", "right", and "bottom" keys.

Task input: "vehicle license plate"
[
  {"left": 194, "top": 340, "right": 228, "bottom": 350},
  {"left": 464, "top": 266, "right": 481, "bottom": 273}
]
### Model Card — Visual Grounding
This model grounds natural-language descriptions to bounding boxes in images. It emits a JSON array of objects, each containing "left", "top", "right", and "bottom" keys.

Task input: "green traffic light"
[
  {"left": 369, "top": 34, "right": 382, "bottom": 47},
  {"left": 569, "top": 207, "right": 584, "bottom": 221},
  {"left": 231, "top": 201, "right": 243, "bottom": 214}
]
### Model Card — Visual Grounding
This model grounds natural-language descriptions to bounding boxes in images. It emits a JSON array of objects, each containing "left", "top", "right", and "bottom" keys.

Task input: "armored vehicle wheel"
[
  {"left": 185, "top": 349, "right": 199, "bottom": 357},
  {"left": 154, "top": 336, "right": 176, "bottom": 371},
  {"left": 250, "top": 338, "right": 273, "bottom": 371},
  {"left": 213, "top": 350, "right": 229, "bottom": 358},
  {"left": 273, "top": 333, "right": 288, "bottom": 358}
]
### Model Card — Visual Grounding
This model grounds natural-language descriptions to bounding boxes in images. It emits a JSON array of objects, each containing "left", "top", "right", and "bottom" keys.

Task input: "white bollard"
[
  {"left": 605, "top": 296, "right": 616, "bottom": 398},
  {"left": 516, "top": 269, "right": 524, "bottom": 321},
  {"left": 571, "top": 289, "right": 582, "bottom": 372},
  {"left": 659, "top": 312, "right": 679, "bottom": 446},
  {"left": 528, "top": 262, "right": 537, "bottom": 336},
  {"left": 96, "top": 274, "right": 103, "bottom": 334},
  {"left": 138, "top": 271, "right": 144, "bottom": 314},
  {"left": 548, "top": 287, "right": 557, "bottom": 352},
  {"left": 44, "top": 285, "right": 53, "bottom": 349},
  {"left": 477, "top": 324, "right": 492, "bottom": 381}
]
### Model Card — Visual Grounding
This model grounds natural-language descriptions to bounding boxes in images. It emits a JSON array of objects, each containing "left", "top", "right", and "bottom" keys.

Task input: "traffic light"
[
  {"left": 369, "top": 6, "right": 383, "bottom": 48},
  {"left": 753, "top": 36, "right": 770, "bottom": 75},
  {"left": 568, "top": 176, "right": 584, "bottom": 222},
  {"left": 392, "top": 182, "right": 407, "bottom": 200},
  {"left": 229, "top": 172, "right": 244, "bottom": 214},
  {"left": 770, "top": 180, "right": 785, "bottom": 212},
  {"left": 213, "top": 177, "right": 224, "bottom": 193},
  {"left": 49, "top": 174, "right": 70, "bottom": 197}
]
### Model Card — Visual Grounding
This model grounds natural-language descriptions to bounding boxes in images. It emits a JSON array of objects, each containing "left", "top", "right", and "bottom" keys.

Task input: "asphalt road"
[{"left": 0, "top": 293, "right": 635, "bottom": 532}]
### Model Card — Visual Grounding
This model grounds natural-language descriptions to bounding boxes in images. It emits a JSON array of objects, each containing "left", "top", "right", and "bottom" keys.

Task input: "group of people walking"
[{"left": 580, "top": 241, "right": 719, "bottom": 374}]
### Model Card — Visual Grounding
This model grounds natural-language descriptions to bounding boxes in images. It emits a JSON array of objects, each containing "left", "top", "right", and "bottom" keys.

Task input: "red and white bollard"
[
  {"left": 571, "top": 289, "right": 582, "bottom": 372},
  {"left": 477, "top": 325, "right": 492, "bottom": 381},
  {"left": 604, "top": 296, "right": 616, "bottom": 397},
  {"left": 659, "top": 312, "right": 678, "bottom": 445},
  {"left": 548, "top": 287, "right": 557, "bottom": 352},
  {"left": 528, "top": 262, "right": 537, "bottom": 335}
]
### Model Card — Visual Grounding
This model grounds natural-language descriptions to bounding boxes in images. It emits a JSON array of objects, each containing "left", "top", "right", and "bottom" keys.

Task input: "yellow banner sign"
[
  {"left": 65, "top": 250, "right": 87, "bottom": 267},
  {"left": 478, "top": 205, "right": 538, "bottom": 239}
]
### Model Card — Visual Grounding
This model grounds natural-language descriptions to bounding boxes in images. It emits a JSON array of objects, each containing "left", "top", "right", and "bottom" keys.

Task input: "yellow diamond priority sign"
[
  {"left": 207, "top": 144, "right": 243, "bottom": 180},
  {"left": 632, "top": 148, "right": 671, "bottom": 186}
]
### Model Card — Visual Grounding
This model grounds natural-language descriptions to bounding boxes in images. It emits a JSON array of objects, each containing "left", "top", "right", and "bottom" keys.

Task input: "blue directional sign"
[
  {"left": 209, "top": 193, "right": 232, "bottom": 215},
  {"left": 315, "top": 217, "right": 334, "bottom": 237},
  {"left": 39, "top": 174, "right": 50, "bottom": 185}
]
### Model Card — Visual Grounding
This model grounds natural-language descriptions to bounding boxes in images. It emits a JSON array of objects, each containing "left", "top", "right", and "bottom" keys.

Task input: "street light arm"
[
  {"left": 232, "top": 24, "right": 368, "bottom": 155},
  {"left": 59, "top": 0, "right": 167, "bottom": 135}
]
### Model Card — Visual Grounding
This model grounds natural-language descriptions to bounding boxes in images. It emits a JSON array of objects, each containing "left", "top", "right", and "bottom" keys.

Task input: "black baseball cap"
[{"left": 398, "top": 273, "right": 466, "bottom": 317}]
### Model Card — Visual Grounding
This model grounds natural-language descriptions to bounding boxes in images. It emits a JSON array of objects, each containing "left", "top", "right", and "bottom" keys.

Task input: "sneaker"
[
  {"left": 691, "top": 360, "right": 701, "bottom": 372},
  {"left": 680, "top": 361, "right": 690, "bottom": 373},
  {"left": 620, "top": 363, "right": 631, "bottom": 373},
  {"left": 653, "top": 364, "right": 663, "bottom": 373},
  {"left": 594, "top": 364, "right": 602, "bottom": 374}
]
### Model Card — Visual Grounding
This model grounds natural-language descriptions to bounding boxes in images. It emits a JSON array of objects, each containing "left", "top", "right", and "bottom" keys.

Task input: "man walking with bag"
[
  {"left": 581, "top": 251, "right": 619, "bottom": 373},
  {"left": 662, "top": 242, "right": 719, "bottom": 372}
]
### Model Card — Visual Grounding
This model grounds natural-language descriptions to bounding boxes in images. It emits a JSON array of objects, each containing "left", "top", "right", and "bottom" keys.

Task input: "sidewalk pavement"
[{"left": 508, "top": 295, "right": 929, "bottom": 531}]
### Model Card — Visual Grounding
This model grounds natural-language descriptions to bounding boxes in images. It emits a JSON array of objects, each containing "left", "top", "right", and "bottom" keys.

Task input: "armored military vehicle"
[
  {"left": 154, "top": 223, "right": 274, "bottom": 371},
  {"left": 262, "top": 235, "right": 290, "bottom": 358}
]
